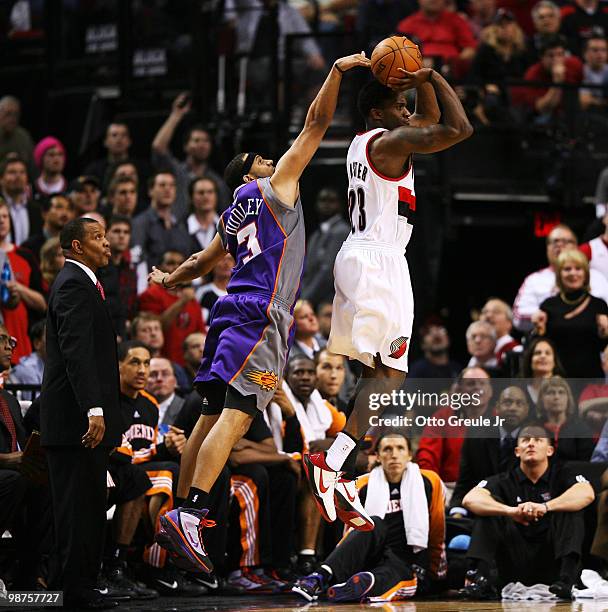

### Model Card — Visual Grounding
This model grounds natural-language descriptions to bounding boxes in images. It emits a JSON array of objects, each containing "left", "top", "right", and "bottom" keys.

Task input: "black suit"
[
  {"left": 8, "top": 200, "right": 42, "bottom": 246},
  {"left": 40, "top": 261, "right": 123, "bottom": 604}
]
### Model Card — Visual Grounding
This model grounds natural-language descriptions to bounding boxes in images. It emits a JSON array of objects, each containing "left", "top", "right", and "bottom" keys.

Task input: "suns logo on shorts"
[
  {"left": 245, "top": 369, "right": 278, "bottom": 392},
  {"left": 389, "top": 336, "right": 409, "bottom": 359}
]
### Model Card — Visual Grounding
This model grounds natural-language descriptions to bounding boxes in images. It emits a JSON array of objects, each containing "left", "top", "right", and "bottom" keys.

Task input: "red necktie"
[
  {"left": 96, "top": 280, "right": 106, "bottom": 301},
  {"left": 0, "top": 393, "right": 17, "bottom": 452}
]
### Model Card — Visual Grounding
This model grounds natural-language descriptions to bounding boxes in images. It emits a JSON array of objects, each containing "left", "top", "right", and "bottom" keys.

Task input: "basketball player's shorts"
[
  {"left": 328, "top": 239, "right": 413, "bottom": 373},
  {"left": 193, "top": 293, "right": 295, "bottom": 415}
]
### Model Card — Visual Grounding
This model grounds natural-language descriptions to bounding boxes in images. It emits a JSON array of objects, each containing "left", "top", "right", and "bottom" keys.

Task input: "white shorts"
[{"left": 327, "top": 240, "right": 414, "bottom": 372}]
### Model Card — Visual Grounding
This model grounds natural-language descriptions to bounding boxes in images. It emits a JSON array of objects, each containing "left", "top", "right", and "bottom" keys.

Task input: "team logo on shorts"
[
  {"left": 245, "top": 369, "right": 279, "bottom": 392},
  {"left": 389, "top": 336, "right": 409, "bottom": 359}
]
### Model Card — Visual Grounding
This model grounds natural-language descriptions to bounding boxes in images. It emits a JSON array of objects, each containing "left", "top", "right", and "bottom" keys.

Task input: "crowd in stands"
[{"left": 0, "top": 0, "right": 608, "bottom": 603}]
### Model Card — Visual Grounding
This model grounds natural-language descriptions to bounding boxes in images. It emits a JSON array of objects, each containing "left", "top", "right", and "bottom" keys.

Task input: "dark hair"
[
  {"left": 224, "top": 152, "right": 250, "bottom": 193},
  {"left": 519, "top": 336, "right": 565, "bottom": 378},
  {"left": 0, "top": 153, "right": 27, "bottom": 177},
  {"left": 375, "top": 430, "right": 412, "bottom": 453},
  {"left": 583, "top": 34, "right": 607, "bottom": 53},
  {"left": 107, "top": 215, "right": 132, "bottom": 230},
  {"left": 314, "top": 347, "right": 345, "bottom": 367},
  {"left": 188, "top": 175, "right": 218, "bottom": 199},
  {"left": 539, "top": 33, "right": 568, "bottom": 55},
  {"left": 106, "top": 121, "right": 130, "bottom": 136},
  {"left": 59, "top": 217, "right": 98, "bottom": 251},
  {"left": 147, "top": 170, "right": 176, "bottom": 191},
  {"left": 357, "top": 80, "right": 396, "bottom": 120},
  {"left": 29, "top": 320, "right": 46, "bottom": 343},
  {"left": 517, "top": 422, "right": 554, "bottom": 443},
  {"left": 107, "top": 174, "right": 137, "bottom": 198},
  {"left": 117, "top": 340, "right": 151, "bottom": 362},
  {"left": 287, "top": 354, "right": 315, "bottom": 375},
  {"left": 40, "top": 193, "right": 70, "bottom": 213},
  {"left": 183, "top": 124, "right": 211, "bottom": 148}
]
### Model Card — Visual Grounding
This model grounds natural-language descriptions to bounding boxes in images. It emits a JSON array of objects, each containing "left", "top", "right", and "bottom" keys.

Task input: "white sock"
[
  {"left": 299, "top": 548, "right": 315, "bottom": 556},
  {"left": 325, "top": 432, "right": 356, "bottom": 471}
]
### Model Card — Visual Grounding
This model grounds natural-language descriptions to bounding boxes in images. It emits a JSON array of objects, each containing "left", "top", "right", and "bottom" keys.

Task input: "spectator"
[
  {"left": 519, "top": 336, "right": 565, "bottom": 405},
  {"left": 356, "top": 0, "right": 416, "bottom": 54},
  {"left": 97, "top": 216, "right": 143, "bottom": 338},
  {"left": 292, "top": 432, "right": 446, "bottom": 603},
  {"left": 9, "top": 320, "right": 45, "bottom": 395},
  {"left": 466, "top": 320, "right": 498, "bottom": 370},
  {"left": 0, "top": 154, "right": 42, "bottom": 246},
  {"left": 39, "top": 236, "right": 64, "bottom": 292},
  {"left": 534, "top": 249, "right": 608, "bottom": 378},
  {"left": 469, "top": 10, "right": 528, "bottom": 124},
  {"left": 480, "top": 298, "right": 521, "bottom": 365},
  {"left": 300, "top": 188, "right": 350, "bottom": 307},
  {"left": 152, "top": 95, "right": 231, "bottom": 218},
  {"left": 468, "top": 0, "right": 499, "bottom": 39},
  {"left": 32, "top": 137, "right": 67, "bottom": 197},
  {"left": 450, "top": 385, "right": 531, "bottom": 517},
  {"left": 316, "top": 301, "right": 333, "bottom": 341},
  {"left": 560, "top": 0, "right": 608, "bottom": 57},
  {"left": 512, "top": 34, "right": 583, "bottom": 120},
  {"left": 526, "top": 0, "right": 562, "bottom": 64},
  {"left": 138, "top": 250, "right": 205, "bottom": 366},
  {"left": 513, "top": 223, "right": 608, "bottom": 331},
  {"left": 580, "top": 207, "right": 608, "bottom": 283},
  {"left": 84, "top": 122, "right": 133, "bottom": 185},
  {"left": 461, "top": 424, "right": 594, "bottom": 599},
  {"left": 416, "top": 367, "right": 494, "bottom": 495},
  {"left": 187, "top": 177, "right": 219, "bottom": 253},
  {"left": 537, "top": 376, "right": 595, "bottom": 461},
  {"left": 197, "top": 254, "right": 232, "bottom": 323},
  {"left": 0, "top": 199, "right": 46, "bottom": 363},
  {"left": 580, "top": 346, "right": 608, "bottom": 443},
  {"left": 291, "top": 299, "right": 327, "bottom": 360},
  {"left": 315, "top": 349, "right": 348, "bottom": 411},
  {"left": 409, "top": 323, "right": 461, "bottom": 379},
  {"left": 0, "top": 96, "right": 34, "bottom": 168},
  {"left": 397, "top": 0, "right": 478, "bottom": 70},
  {"left": 579, "top": 35, "right": 608, "bottom": 112},
  {"left": 22, "top": 193, "right": 73, "bottom": 261},
  {"left": 67, "top": 175, "right": 101, "bottom": 216},
  {"left": 131, "top": 171, "right": 190, "bottom": 269},
  {"left": 146, "top": 357, "right": 187, "bottom": 428},
  {"left": 182, "top": 332, "right": 206, "bottom": 389},
  {"left": 103, "top": 175, "right": 138, "bottom": 220}
]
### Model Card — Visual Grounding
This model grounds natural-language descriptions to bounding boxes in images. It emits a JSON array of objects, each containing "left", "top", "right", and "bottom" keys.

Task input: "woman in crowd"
[
  {"left": 537, "top": 376, "right": 595, "bottom": 461},
  {"left": 533, "top": 249, "right": 608, "bottom": 379},
  {"left": 519, "top": 336, "right": 565, "bottom": 405},
  {"left": 40, "top": 236, "right": 65, "bottom": 293}
]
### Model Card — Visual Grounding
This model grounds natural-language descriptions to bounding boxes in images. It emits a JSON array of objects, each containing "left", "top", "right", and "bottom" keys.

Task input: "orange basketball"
[{"left": 370, "top": 36, "right": 423, "bottom": 86}]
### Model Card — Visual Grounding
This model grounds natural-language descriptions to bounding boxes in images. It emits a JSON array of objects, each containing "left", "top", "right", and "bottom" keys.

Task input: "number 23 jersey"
[{"left": 345, "top": 127, "right": 416, "bottom": 252}]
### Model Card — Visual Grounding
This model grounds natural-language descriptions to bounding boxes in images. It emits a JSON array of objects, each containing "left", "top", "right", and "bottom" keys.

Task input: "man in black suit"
[
  {"left": 40, "top": 217, "right": 124, "bottom": 610},
  {"left": 450, "top": 385, "right": 531, "bottom": 517}
]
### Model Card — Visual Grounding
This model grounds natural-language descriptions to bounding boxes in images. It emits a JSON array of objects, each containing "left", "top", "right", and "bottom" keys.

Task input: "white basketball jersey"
[{"left": 344, "top": 127, "right": 415, "bottom": 251}]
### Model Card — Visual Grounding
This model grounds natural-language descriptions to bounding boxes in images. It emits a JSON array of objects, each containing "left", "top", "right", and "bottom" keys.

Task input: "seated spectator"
[
  {"left": 39, "top": 236, "right": 64, "bottom": 293},
  {"left": 182, "top": 332, "right": 206, "bottom": 389},
  {"left": 291, "top": 299, "right": 327, "bottom": 360},
  {"left": 131, "top": 171, "right": 190, "bottom": 269},
  {"left": 9, "top": 320, "right": 45, "bottom": 398},
  {"left": 450, "top": 385, "right": 531, "bottom": 517},
  {"left": 197, "top": 253, "right": 232, "bottom": 323},
  {"left": 356, "top": 0, "right": 417, "bottom": 54},
  {"left": 461, "top": 424, "right": 594, "bottom": 599},
  {"left": 104, "top": 159, "right": 147, "bottom": 213},
  {"left": 139, "top": 250, "right": 204, "bottom": 366},
  {"left": 526, "top": 0, "right": 562, "bottom": 64},
  {"left": 146, "top": 357, "right": 187, "bottom": 431},
  {"left": 32, "top": 137, "right": 67, "bottom": 197},
  {"left": 534, "top": 249, "right": 608, "bottom": 378},
  {"left": 409, "top": 322, "right": 461, "bottom": 379},
  {"left": 84, "top": 122, "right": 134, "bottom": 186},
  {"left": 97, "top": 216, "right": 145, "bottom": 338},
  {"left": 469, "top": 10, "right": 528, "bottom": 124},
  {"left": 0, "top": 96, "right": 34, "bottom": 169},
  {"left": 187, "top": 177, "right": 219, "bottom": 252},
  {"left": 293, "top": 431, "right": 446, "bottom": 603},
  {"left": 316, "top": 301, "right": 333, "bottom": 341},
  {"left": 560, "top": 0, "right": 608, "bottom": 57},
  {"left": 465, "top": 320, "right": 498, "bottom": 371},
  {"left": 0, "top": 200, "right": 46, "bottom": 363},
  {"left": 579, "top": 35, "right": 608, "bottom": 113},
  {"left": 513, "top": 223, "right": 608, "bottom": 331},
  {"left": 537, "top": 376, "right": 595, "bottom": 461},
  {"left": 315, "top": 349, "right": 348, "bottom": 411},
  {"left": 67, "top": 175, "right": 101, "bottom": 216},
  {"left": 467, "top": 0, "right": 499, "bottom": 39},
  {"left": 131, "top": 312, "right": 191, "bottom": 390},
  {"left": 580, "top": 207, "right": 608, "bottom": 284},
  {"left": 480, "top": 298, "right": 521, "bottom": 366},
  {"left": 416, "top": 367, "right": 494, "bottom": 496},
  {"left": 300, "top": 188, "right": 350, "bottom": 307},
  {"left": 0, "top": 326, "right": 50, "bottom": 589},
  {"left": 103, "top": 175, "right": 138, "bottom": 220},
  {"left": 512, "top": 34, "right": 583, "bottom": 120},
  {"left": 397, "top": 0, "right": 477, "bottom": 73},
  {"left": 580, "top": 346, "right": 608, "bottom": 443},
  {"left": 152, "top": 94, "right": 231, "bottom": 218},
  {"left": 519, "top": 336, "right": 565, "bottom": 405},
  {"left": 0, "top": 154, "right": 42, "bottom": 246},
  {"left": 21, "top": 193, "right": 73, "bottom": 261}
]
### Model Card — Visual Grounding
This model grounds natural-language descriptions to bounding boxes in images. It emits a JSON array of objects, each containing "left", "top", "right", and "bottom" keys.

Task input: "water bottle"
[{"left": 0, "top": 261, "right": 10, "bottom": 305}]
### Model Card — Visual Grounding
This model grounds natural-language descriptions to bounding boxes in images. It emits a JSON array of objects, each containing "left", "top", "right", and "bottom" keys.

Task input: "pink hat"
[{"left": 33, "top": 136, "right": 66, "bottom": 169}]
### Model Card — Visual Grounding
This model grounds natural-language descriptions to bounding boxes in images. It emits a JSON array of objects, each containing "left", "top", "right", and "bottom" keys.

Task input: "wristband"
[
  {"left": 162, "top": 275, "right": 172, "bottom": 289},
  {"left": 543, "top": 502, "right": 550, "bottom": 513},
  {"left": 334, "top": 62, "right": 344, "bottom": 74}
]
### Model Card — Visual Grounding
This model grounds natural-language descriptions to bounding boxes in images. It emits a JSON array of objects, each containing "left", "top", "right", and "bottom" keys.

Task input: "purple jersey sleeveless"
[{"left": 194, "top": 177, "right": 305, "bottom": 411}]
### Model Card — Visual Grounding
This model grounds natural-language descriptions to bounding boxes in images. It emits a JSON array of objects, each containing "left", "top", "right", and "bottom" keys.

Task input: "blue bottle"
[{"left": 0, "top": 261, "right": 11, "bottom": 305}]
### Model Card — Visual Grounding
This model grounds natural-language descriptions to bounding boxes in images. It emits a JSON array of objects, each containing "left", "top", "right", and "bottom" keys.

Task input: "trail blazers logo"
[
  {"left": 245, "top": 369, "right": 278, "bottom": 392},
  {"left": 389, "top": 336, "right": 409, "bottom": 359}
]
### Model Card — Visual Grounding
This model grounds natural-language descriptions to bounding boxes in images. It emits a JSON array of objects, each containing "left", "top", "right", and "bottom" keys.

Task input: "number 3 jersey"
[{"left": 345, "top": 127, "right": 416, "bottom": 252}]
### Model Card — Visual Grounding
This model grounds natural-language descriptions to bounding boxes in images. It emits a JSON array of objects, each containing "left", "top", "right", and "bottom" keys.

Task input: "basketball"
[{"left": 370, "top": 36, "right": 423, "bottom": 86}]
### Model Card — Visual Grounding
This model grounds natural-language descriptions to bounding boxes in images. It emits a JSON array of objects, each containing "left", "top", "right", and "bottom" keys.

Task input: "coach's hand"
[
  {"left": 387, "top": 67, "right": 433, "bottom": 92},
  {"left": 334, "top": 52, "right": 371, "bottom": 74},
  {"left": 83, "top": 415, "right": 105, "bottom": 448}
]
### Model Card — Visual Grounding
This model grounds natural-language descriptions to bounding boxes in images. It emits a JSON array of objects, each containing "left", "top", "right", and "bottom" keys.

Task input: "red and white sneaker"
[
  {"left": 334, "top": 478, "right": 375, "bottom": 531},
  {"left": 303, "top": 453, "right": 340, "bottom": 522}
]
